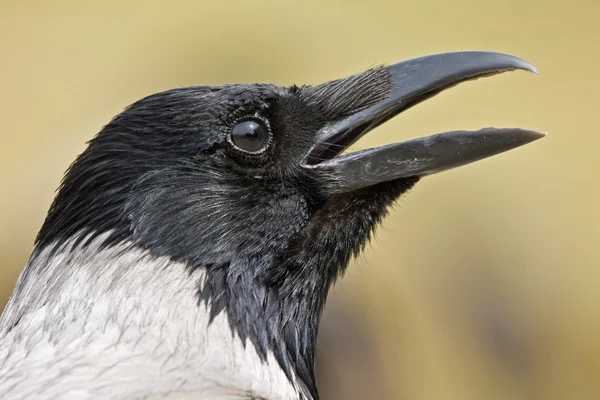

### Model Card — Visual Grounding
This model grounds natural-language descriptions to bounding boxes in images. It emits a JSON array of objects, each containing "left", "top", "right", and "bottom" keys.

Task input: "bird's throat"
[{"left": 1, "top": 178, "right": 418, "bottom": 400}]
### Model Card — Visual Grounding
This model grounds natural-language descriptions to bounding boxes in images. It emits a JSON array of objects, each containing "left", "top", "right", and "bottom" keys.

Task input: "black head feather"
[{"left": 35, "top": 66, "right": 417, "bottom": 399}]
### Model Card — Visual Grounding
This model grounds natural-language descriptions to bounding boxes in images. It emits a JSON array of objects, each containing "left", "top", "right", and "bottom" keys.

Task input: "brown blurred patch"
[{"left": 316, "top": 293, "right": 390, "bottom": 400}]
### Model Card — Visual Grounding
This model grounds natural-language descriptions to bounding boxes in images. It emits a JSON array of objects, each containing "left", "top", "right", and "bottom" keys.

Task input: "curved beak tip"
[
  {"left": 529, "top": 64, "right": 540, "bottom": 75},
  {"left": 512, "top": 57, "right": 539, "bottom": 74}
]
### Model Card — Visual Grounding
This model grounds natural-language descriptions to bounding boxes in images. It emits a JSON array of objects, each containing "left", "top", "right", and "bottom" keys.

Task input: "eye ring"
[{"left": 228, "top": 116, "right": 272, "bottom": 155}]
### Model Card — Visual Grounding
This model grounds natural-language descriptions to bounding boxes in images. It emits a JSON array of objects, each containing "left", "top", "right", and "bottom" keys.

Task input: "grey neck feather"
[{"left": 0, "top": 232, "right": 305, "bottom": 400}]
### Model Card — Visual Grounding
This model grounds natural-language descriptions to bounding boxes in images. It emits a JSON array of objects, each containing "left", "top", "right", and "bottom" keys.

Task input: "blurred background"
[{"left": 1, "top": 1, "right": 598, "bottom": 399}]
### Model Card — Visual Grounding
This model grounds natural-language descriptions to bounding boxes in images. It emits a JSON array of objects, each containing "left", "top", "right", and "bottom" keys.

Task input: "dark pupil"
[{"left": 231, "top": 120, "right": 268, "bottom": 152}]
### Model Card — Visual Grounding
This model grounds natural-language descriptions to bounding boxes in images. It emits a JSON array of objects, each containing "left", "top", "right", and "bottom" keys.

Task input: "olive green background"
[{"left": 1, "top": 1, "right": 598, "bottom": 399}]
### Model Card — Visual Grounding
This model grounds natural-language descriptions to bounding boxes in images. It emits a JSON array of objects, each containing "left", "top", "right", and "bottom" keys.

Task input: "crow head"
[{"left": 36, "top": 51, "right": 544, "bottom": 398}]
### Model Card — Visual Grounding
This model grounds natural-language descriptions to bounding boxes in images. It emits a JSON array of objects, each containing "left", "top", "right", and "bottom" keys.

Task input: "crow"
[{"left": 0, "top": 51, "right": 544, "bottom": 400}]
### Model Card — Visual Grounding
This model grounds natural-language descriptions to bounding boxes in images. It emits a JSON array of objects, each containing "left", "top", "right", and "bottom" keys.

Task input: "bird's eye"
[{"left": 229, "top": 118, "right": 271, "bottom": 154}]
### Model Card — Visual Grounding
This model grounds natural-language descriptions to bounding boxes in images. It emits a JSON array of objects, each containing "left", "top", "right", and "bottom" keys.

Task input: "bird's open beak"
[{"left": 303, "top": 51, "right": 546, "bottom": 194}]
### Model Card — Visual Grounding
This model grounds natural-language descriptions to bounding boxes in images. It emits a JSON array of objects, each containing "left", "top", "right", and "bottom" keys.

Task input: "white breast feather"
[{"left": 0, "top": 233, "right": 302, "bottom": 400}]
